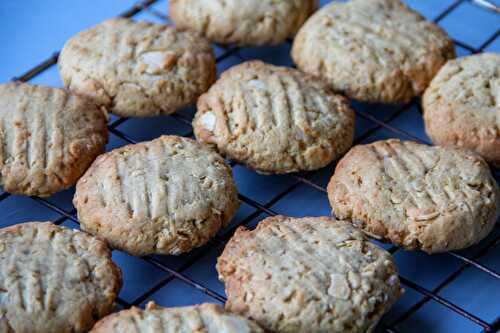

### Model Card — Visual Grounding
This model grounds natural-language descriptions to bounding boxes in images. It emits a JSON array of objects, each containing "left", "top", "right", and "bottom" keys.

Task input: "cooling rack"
[{"left": 2, "top": 0, "right": 500, "bottom": 332}]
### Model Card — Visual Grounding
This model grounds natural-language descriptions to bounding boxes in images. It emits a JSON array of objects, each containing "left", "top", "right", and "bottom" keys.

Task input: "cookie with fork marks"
[
  {"left": 0, "top": 82, "right": 107, "bottom": 197},
  {"left": 90, "top": 302, "right": 264, "bottom": 332},
  {"left": 74, "top": 135, "right": 239, "bottom": 256},
  {"left": 217, "top": 215, "right": 402, "bottom": 332},
  {"left": 328, "top": 139, "right": 499, "bottom": 253},
  {"left": 193, "top": 61, "right": 355, "bottom": 174},
  {"left": 0, "top": 222, "right": 122, "bottom": 333}
]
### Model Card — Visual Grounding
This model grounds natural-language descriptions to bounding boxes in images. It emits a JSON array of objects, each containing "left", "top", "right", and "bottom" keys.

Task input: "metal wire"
[
  {"left": 6, "top": 0, "right": 500, "bottom": 332},
  {"left": 470, "top": 0, "right": 500, "bottom": 14}
]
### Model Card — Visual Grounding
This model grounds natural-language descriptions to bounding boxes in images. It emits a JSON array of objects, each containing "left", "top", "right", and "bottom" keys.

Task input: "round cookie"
[
  {"left": 59, "top": 18, "right": 216, "bottom": 117},
  {"left": 217, "top": 215, "right": 402, "bottom": 333},
  {"left": 91, "top": 302, "right": 264, "bottom": 332},
  {"left": 0, "top": 82, "right": 107, "bottom": 197},
  {"left": 291, "top": 0, "right": 455, "bottom": 104},
  {"left": 423, "top": 53, "right": 500, "bottom": 167},
  {"left": 169, "top": 0, "right": 318, "bottom": 46},
  {"left": 328, "top": 139, "right": 499, "bottom": 253},
  {"left": 0, "top": 222, "right": 122, "bottom": 333},
  {"left": 193, "top": 61, "right": 355, "bottom": 174},
  {"left": 74, "top": 135, "right": 239, "bottom": 256}
]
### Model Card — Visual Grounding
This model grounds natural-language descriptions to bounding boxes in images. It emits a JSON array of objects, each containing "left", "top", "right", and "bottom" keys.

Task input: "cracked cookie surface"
[
  {"left": 193, "top": 61, "right": 355, "bottom": 174},
  {"left": 424, "top": 53, "right": 500, "bottom": 167},
  {"left": 59, "top": 18, "right": 216, "bottom": 117},
  {"left": 328, "top": 139, "right": 499, "bottom": 253},
  {"left": 74, "top": 135, "right": 239, "bottom": 256},
  {"left": 217, "top": 215, "right": 401, "bottom": 333},
  {"left": 169, "top": 0, "right": 317, "bottom": 46},
  {"left": 0, "top": 222, "right": 122, "bottom": 333},
  {"left": 0, "top": 83, "right": 107, "bottom": 197},
  {"left": 291, "top": 0, "right": 455, "bottom": 103},
  {"left": 91, "top": 302, "right": 264, "bottom": 332}
]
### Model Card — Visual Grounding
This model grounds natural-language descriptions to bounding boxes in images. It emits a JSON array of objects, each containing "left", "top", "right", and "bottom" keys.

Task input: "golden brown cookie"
[
  {"left": 59, "top": 18, "right": 216, "bottom": 117},
  {"left": 217, "top": 215, "right": 402, "bottom": 333},
  {"left": 423, "top": 53, "right": 500, "bottom": 167},
  {"left": 0, "top": 82, "right": 107, "bottom": 197},
  {"left": 90, "top": 302, "right": 264, "bottom": 332},
  {"left": 193, "top": 61, "right": 355, "bottom": 174},
  {"left": 328, "top": 139, "right": 499, "bottom": 253},
  {"left": 74, "top": 135, "right": 239, "bottom": 256},
  {"left": 169, "top": 0, "right": 318, "bottom": 46},
  {"left": 0, "top": 222, "right": 122, "bottom": 333},
  {"left": 291, "top": 0, "right": 455, "bottom": 103}
]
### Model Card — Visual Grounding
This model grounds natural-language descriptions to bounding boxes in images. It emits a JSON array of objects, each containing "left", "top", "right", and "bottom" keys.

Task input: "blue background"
[{"left": 0, "top": 1, "right": 499, "bottom": 332}]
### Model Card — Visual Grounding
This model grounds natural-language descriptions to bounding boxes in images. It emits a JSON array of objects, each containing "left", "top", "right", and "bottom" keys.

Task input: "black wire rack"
[{"left": 7, "top": 0, "right": 500, "bottom": 332}]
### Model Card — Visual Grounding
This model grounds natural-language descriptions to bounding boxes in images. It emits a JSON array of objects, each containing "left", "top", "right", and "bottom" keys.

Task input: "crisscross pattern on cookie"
[
  {"left": 328, "top": 139, "right": 499, "bottom": 252},
  {"left": 217, "top": 216, "right": 401, "bottom": 333},
  {"left": 292, "top": 0, "right": 455, "bottom": 103}
]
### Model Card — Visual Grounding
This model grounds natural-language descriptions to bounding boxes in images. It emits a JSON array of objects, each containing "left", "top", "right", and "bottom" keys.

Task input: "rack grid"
[{"left": 5, "top": 0, "right": 500, "bottom": 332}]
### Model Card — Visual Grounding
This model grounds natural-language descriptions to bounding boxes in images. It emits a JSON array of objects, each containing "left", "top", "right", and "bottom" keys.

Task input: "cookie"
[
  {"left": 74, "top": 135, "right": 239, "bottom": 256},
  {"left": 90, "top": 302, "right": 264, "bottom": 332},
  {"left": 0, "top": 82, "right": 107, "bottom": 197},
  {"left": 423, "top": 53, "right": 500, "bottom": 167},
  {"left": 291, "top": 0, "right": 455, "bottom": 104},
  {"left": 193, "top": 61, "right": 355, "bottom": 174},
  {"left": 328, "top": 139, "right": 499, "bottom": 253},
  {"left": 0, "top": 222, "right": 122, "bottom": 333},
  {"left": 58, "top": 18, "right": 216, "bottom": 117},
  {"left": 169, "top": 0, "right": 317, "bottom": 46},
  {"left": 217, "top": 215, "right": 401, "bottom": 333}
]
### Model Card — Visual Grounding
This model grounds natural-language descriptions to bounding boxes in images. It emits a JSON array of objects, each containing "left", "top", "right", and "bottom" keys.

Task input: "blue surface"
[
  {"left": 439, "top": 2, "right": 500, "bottom": 49},
  {"left": 1, "top": 1, "right": 499, "bottom": 332}
]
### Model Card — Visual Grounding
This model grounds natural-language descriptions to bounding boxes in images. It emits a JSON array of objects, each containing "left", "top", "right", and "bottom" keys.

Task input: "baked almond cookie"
[
  {"left": 90, "top": 302, "right": 264, "bottom": 332},
  {"left": 291, "top": 0, "right": 455, "bottom": 104},
  {"left": 423, "top": 53, "right": 500, "bottom": 167},
  {"left": 0, "top": 83, "right": 107, "bottom": 197},
  {"left": 0, "top": 222, "right": 122, "bottom": 333},
  {"left": 59, "top": 18, "right": 216, "bottom": 117},
  {"left": 74, "top": 135, "right": 239, "bottom": 256},
  {"left": 169, "top": 0, "right": 317, "bottom": 46},
  {"left": 328, "top": 139, "right": 499, "bottom": 253},
  {"left": 217, "top": 216, "right": 402, "bottom": 333},
  {"left": 193, "top": 61, "right": 355, "bottom": 174}
]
